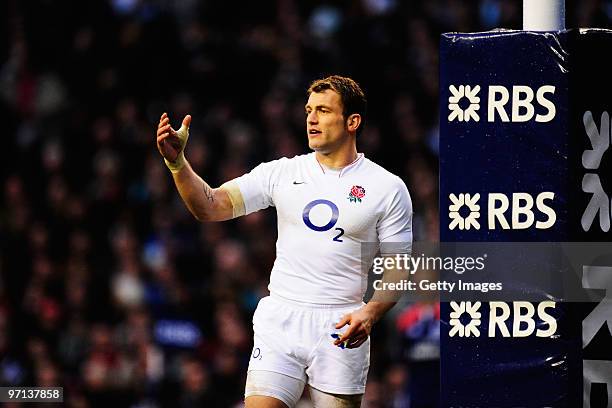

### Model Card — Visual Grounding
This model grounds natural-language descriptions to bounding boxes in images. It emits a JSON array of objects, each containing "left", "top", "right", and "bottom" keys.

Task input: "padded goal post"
[{"left": 439, "top": 29, "right": 612, "bottom": 407}]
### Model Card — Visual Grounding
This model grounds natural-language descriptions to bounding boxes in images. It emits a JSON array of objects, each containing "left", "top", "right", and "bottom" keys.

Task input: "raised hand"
[{"left": 156, "top": 112, "right": 192, "bottom": 172}]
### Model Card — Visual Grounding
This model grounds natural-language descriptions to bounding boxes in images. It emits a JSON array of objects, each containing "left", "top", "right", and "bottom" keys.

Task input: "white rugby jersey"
[{"left": 230, "top": 152, "right": 412, "bottom": 304}]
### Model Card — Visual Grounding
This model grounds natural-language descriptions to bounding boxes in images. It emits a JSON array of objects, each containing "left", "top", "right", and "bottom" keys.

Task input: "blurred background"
[{"left": 0, "top": 0, "right": 609, "bottom": 407}]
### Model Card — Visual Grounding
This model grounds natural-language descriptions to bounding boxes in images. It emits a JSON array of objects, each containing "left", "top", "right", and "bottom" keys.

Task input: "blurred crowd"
[{"left": 0, "top": 0, "right": 609, "bottom": 407}]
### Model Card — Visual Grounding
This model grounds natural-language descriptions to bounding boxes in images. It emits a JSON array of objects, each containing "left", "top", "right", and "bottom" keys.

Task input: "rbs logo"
[
  {"left": 449, "top": 301, "right": 557, "bottom": 338},
  {"left": 448, "top": 192, "right": 556, "bottom": 230},
  {"left": 448, "top": 84, "right": 556, "bottom": 123}
]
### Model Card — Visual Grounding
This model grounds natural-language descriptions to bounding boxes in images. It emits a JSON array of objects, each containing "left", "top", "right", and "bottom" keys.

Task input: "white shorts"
[{"left": 247, "top": 294, "right": 370, "bottom": 395}]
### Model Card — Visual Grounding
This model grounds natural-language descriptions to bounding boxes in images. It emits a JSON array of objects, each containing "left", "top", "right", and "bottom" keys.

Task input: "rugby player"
[{"left": 156, "top": 75, "right": 412, "bottom": 407}]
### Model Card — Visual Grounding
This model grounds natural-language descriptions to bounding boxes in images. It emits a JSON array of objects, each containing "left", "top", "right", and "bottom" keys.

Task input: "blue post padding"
[
  {"left": 440, "top": 30, "right": 569, "bottom": 242},
  {"left": 439, "top": 29, "right": 612, "bottom": 407}
]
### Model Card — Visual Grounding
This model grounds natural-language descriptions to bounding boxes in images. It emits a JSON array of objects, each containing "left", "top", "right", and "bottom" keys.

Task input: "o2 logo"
[
  {"left": 252, "top": 347, "right": 262, "bottom": 360},
  {"left": 302, "top": 199, "right": 344, "bottom": 242}
]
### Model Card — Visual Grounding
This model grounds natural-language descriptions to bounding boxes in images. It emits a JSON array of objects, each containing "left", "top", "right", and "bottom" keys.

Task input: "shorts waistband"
[{"left": 269, "top": 293, "right": 364, "bottom": 310}]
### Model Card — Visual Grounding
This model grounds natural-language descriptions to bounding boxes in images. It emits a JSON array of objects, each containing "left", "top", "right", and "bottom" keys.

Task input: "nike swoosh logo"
[{"left": 293, "top": 181, "right": 306, "bottom": 185}]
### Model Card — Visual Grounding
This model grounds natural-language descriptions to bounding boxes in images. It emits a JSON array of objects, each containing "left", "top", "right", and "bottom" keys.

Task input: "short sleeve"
[
  {"left": 230, "top": 159, "right": 284, "bottom": 215},
  {"left": 377, "top": 178, "right": 413, "bottom": 254}
]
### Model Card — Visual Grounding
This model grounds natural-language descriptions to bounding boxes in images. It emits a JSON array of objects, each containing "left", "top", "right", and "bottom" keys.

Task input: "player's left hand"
[{"left": 334, "top": 307, "right": 377, "bottom": 349}]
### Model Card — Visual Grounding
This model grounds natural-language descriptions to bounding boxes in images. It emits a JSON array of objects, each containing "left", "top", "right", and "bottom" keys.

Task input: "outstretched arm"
[{"left": 156, "top": 113, "right": 244, "bottom": 222}]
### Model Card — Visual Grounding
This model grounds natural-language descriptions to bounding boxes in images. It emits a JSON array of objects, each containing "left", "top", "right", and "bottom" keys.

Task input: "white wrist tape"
[
  {"left": 164, "top": 123, "right": 190, "bottom": 173},
  {"left": 164, "top": 152, "right": 186, "bottom": 173}
]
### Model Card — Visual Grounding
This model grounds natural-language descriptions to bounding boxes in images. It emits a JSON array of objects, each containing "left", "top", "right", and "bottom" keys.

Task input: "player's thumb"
[
  {"left": 335, "top": 315, "right": 350, "bottom": 329},
  {"left": 181, "top": 114, "right": 192, "bottom": 130}
]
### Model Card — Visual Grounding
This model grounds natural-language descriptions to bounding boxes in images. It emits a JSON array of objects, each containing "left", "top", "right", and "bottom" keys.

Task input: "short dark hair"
[{"left": 307, "top": 75, "right": 367, "bottom": 136}]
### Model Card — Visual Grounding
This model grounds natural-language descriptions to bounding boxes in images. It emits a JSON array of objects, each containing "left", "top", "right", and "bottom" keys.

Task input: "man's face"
[{"left": 305, "top": 89, "right": 349, "bottom": 153}]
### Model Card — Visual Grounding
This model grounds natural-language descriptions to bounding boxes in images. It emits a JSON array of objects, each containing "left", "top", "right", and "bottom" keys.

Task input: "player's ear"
[{"left": 346, "top": 113, "right": 361, "bottom": 134}]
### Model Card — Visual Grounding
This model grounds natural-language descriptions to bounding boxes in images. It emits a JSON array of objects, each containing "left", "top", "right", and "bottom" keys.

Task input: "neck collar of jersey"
[{"left": 313, "top": 152, "right": 364, "bottom": 178}]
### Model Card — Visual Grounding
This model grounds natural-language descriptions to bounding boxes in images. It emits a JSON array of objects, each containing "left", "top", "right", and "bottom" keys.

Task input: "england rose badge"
[{"left": 348, "top": 185, "right": 366, "bottom": 203}]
